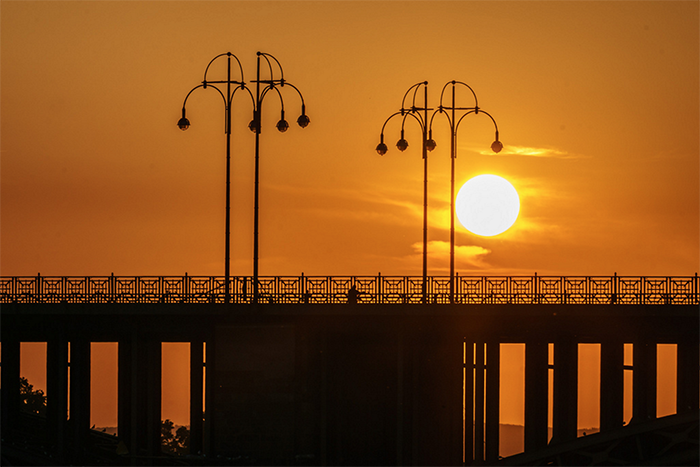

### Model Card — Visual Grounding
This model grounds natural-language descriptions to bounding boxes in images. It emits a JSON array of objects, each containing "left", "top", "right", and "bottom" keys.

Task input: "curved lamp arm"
[
  {"left": 258, "top": 52, "right": 285, "bottom": 84},
  {"left": 203, "top": 52, "right": 246, "bottom": 85},
  {"left": 455, "top": 109, "right": 503, "bottom": 153},
  {"left": 178, "top": 83, "right": 229, "bottom": 131},
  {"left": 439, "top": 80, "right": 479, "bottom": 110}
]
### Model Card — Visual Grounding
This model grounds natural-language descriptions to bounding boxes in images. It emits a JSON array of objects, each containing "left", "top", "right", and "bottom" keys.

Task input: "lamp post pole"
[
  {"left": 178, "top": 52, "right": 251, "bottom": 304},
  {"left": 376, "top": 82, "right": 434, "bottom": 304},
  {"left": 430, "top": 80, "right": 502, "bottom": 303},
  {"left": 248, "top": 52, "right": 310, "bottom": 303}
]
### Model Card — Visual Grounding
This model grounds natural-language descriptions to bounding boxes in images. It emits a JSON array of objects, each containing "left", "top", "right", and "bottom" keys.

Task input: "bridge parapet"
[{"left": 1, "top": 274, "right": 698, "bottom": 305}]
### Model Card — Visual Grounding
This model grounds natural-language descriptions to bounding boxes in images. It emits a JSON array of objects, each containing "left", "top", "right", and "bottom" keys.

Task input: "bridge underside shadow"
[{"left": 2, "top": 302, "right": 698, "bottom": 465}]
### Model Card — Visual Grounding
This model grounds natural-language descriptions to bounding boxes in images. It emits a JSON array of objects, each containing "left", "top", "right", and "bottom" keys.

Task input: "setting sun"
[{"left": 456, "top": 174, "right": 520, "bottom": 237}]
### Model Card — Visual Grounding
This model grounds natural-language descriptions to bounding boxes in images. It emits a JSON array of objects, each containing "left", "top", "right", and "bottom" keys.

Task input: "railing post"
[
  {"left": 37, "top": 272, "right": 42, "bottom": 302},
  {"left": 378, "top": 272, "right": 382, "bottom": 304}
]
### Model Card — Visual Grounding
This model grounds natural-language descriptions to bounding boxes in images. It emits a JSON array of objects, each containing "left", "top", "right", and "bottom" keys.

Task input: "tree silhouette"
[
  {"left": 161, "top": 419, "right": 190, "bottom": 455},
  {"left": 20, "top": 376, "right": 46, "bottom": 416}
]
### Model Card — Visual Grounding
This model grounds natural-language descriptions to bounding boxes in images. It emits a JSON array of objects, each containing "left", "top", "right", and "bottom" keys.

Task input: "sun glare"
[{"left": 456, "top": 174, "right": 520, "bottom": 237}]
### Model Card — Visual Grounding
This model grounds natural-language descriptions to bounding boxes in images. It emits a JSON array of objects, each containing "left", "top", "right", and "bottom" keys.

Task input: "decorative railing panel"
[{"left": 0, "top": 275, "right": 697, "bottom": 305}]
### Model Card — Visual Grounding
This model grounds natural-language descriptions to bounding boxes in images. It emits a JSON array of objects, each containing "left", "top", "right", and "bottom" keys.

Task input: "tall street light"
[
  {"left": 177, "top": 51, "right": 309, "bottom": 304},
  {"left": 429, "top": 80, "right": 502, "bottom": 303},
  {"left": 178, "top": 52, "right": 253, "bottom": 304},
  {"left": 248, "top": 52, "right": 309, "bottom": 303},
  {"left": 376, "top": 82, "right": 434, "bottom": 304}
]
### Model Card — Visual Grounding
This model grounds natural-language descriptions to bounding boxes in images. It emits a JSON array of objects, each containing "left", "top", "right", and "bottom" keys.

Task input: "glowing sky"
[
  {"left": 2, "top": 1, "right": 697, "bottom": 278},
  {"left": 2, "top": 0, "right": 697, "bottom": 431}
]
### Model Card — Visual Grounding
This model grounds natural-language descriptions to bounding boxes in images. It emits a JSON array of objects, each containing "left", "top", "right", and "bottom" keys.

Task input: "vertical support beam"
[
  {"left": 552, "top": 339, "right": 577, "bottom": 443},
  {"left": 47, "top": 336, "right": 69, "bottom": 461},
  {"left": 118, "top": 337, "right": 132, "bottom": 455},
  {"left": 70, "top": 339, "right": 91, "bottom": 464},
  {"left": 677, "top": 341, "right": 699, "bottom": 414},
  {"left": 145, "top": 339, "right": 162, "bottom": 457},
  {"left": 485, "top": 342, "right": 500, "bottom": 463},
  {"left": 190, "top": 340, "right": 204, "bottom": 455},
  {"left": 1, "top": 339, "right": 21, "bottom": 442},
  {"left": 204, "top": 335, "right": 216, "bottom": 457},
  {"left": 474, "top": 342, "right": 485, "bottom": 463},
  {"left": 464, "top": 340, "right": 474, "bottom": 464},
  {"left": 600, "top": 341, "right": 624, "bottom": 431},
  {"left": 632, "top": 341, "right": 657, "bottom": 423},
  {"left": 524, "top": 341, "right": 548, "bottom": 452}
]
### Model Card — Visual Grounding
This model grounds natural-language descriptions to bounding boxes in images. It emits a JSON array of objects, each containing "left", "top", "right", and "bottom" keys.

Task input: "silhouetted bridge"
[{"left": 2, "top": 275, "right": 698, "bottom": 466}]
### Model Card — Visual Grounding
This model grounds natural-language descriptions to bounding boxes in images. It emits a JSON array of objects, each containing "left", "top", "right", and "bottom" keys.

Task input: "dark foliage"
[
  {"left": 161, "top": 419, "right": 190, "bottom": 455},
  {"left": 19, "top": 376, "right": 46, "bottom": 416}
]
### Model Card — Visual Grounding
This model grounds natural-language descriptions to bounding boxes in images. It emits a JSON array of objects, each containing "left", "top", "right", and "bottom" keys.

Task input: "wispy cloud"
[
  {"left": 412, "top": 240, "right": 492, "bottom": 269},
  {"left": 474, "top": 145, "right": 586, "bottom": 159}
]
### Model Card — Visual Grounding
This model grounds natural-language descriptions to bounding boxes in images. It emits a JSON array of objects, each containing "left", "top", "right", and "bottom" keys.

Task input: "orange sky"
[{"left": 2, "top": 0, "right": 696, "bottom": 437}]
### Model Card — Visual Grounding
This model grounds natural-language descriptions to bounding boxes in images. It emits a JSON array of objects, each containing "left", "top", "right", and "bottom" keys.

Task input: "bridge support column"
[
  {"left": 552, "top": 339, "right": 577, "bottom": 443},
  {"left": 524, "top": 341, "right": 549, "bottom": 452},
  {"left": 47, "top": 335, "right": 69, "bottom": 461},
  {"left": 676, "top": 341, "right": 699, "bottom": 414},
  {"left": 474, "top": 342, "right": 485, "bottom": 463},
  {"left": 204, "top": 334, "right": 216, "bottom": 457},
  {"left": 632, "top": 340, "right": 656, "bottom": 423},
  {"left": 485, "top": 342, "right": 500, "bottom": 463},
  {"left": 464, "top": 340, "right": 474, "bottom": 464},
  {"left": 412, "top": 330, "right": 462, "bottom": 466},
  {"left": 190, "top": 340, "right": 204, "bottom": 455},
  {"left": 600, "top": 341, "right": 624, "bottom": 431},
  {"left": 70, "top": 339, "right": 91, "bottom": 464},
  {"left": 119, "top": 334, "right": 161, "bottom": 460},
  {"left": 118, "top": 337, "right": 133, "bottom": 460},
  {"left": 0, "top": 339, "right": 21, "bottom": 442}
]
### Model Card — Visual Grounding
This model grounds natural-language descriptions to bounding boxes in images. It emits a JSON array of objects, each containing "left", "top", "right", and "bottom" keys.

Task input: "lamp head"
[
  {"left": 376, "top": 142, "right": 388, "bottom": 155},
  {"left": 177, "top": 117, "right": 190, "bottom": 131},
  {"left": 276, "top": 118, "right": 289, "bottom": 132},
  {"left": 297, "top": 113, "right": 310, "bottom": 128},
  {"left": 491, "top": 140, "right": 503, "bottom": 153},
  {"left": 426, "top": 138, "right": 436, "bottom": 152},
  {"left": 396, "top": 138, "right": 409, "bottom": 152},
  {"left": 248, "top": 119, "right": 258, "bottom": 133}
]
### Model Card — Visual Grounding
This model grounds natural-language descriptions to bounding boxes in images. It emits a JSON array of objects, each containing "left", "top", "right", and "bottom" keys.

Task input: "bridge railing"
[{"left": 0, "top": 274, "right": 698, "bottom": 305}]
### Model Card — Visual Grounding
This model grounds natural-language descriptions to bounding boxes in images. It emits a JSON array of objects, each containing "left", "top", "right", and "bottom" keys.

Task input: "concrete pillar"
[
  {"left": 190, "top": 340, "right": 204, "bottom": 455},
  {"left": 1, "top": 339, "right": 21, "bottom": 442},
  {"left": 676, "top": 341, "right": 699, "bottom": 414},
  {"left": 123, "top": 335, "right": 161, "bottom": 459},
  {"left": 47, "top": 336, "right": 69, "bottom": 460},
  {"left": 464, "top": 340, "right": 474, "bottom": 464},
  {"left": 204, "top": 335, "right": 216, "bottom": 457},
  {"left": 552, "top": 339, "right": 577, "bottom": 443},
  {"left": 143, "top": 339, "right": 162, "bottom": 458},
  {"left": 69, "top": 339, "right": 91, "bottom": 464},
  {"left": 118, "top": 337, "right": 133, "bottom": 458},
  {"left": 524, "top": 341, "right": 548, "bottom": 452},
  {"left": 485, "top": 342, "right": 500, "bottom": 463},
  {"left": 600, "top": 341, "right": 624, "bottom": 431},
  {"left": 474, "top": 342, "right": 485, "bottom": 463},
  {"left": 632, "top": 341, "right": 657, "bottom": 423}
]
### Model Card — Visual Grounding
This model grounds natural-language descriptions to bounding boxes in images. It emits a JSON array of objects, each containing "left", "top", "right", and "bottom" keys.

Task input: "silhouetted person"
[{"left": 347, "top": 285, "right": 360, "bottom": 304}]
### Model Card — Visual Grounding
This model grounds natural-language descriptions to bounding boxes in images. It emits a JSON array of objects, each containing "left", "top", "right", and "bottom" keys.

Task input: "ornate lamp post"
[
  {"left": 178, "top": 51, "right": 309, "bottom": 304},
  {"left": 429, "top": 80, "right": 502, "bottom": 303},
  {"left": 178, "top": 52, "right": 253, "bottom": 304},
  {"left": 376, "top": 82, "right": 434, "bottom": 304},
  {"left": 248, "top": 52, "right": 309, "bottom": 303}
]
